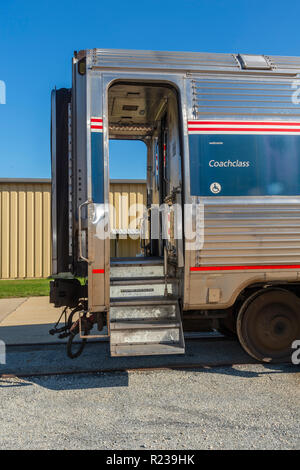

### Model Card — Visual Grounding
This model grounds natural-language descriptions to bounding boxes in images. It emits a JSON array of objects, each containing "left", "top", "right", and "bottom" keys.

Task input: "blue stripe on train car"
[
  {"left": 91, "top": 132, "right": 104, "bottom": 203},
  {"left": 189, "top": 134, "right": 300, "bottom": 197}
]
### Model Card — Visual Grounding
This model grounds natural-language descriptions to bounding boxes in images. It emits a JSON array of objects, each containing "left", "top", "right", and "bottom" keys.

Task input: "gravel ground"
[{"left": 0, "top": 364, "right": 299, "bottom": 450}]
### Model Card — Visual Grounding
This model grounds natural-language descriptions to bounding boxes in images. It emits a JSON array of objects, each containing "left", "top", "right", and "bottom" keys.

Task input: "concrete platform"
[
  {"left": 0, "top": 297, "right": 107, "bottom": 345},
  {"left": 0, "top": 298, "right": 27, "bottom": 323},
  {"left": 0, "top": 297, "right": 64, "bottom": 345}
]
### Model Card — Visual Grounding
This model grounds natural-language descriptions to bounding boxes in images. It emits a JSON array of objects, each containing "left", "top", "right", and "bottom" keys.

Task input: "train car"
[{"left": 50, "top": 48, "right": 300, "bottom": 362}]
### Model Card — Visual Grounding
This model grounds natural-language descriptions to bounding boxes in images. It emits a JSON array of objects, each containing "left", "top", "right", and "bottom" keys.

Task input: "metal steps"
[
  {"left": 109, "top": 300, "right": 185, "bottom": 357},
  {"left": 110, "top": 302, "right": 178, "bottom": 320},
  {"left": 110, "top": 296, "right": 178, "bottom": 307},
  {"left": 110, "top": 320, "right": 181, "bottom": 329},
  {"left": 109, "top": 257, "right": 185, "bottom": 357},
  {"left": 110, "top": 276, "right": 178, "bottom": 297},
  {"left": 110, "top": 276, "right": 177, "bottom": 285},
  {"left": 110, "top": 257, "right": 164, "bottom": 278},
  {"left": 111, "top": 257, "right": 163, "bottom": 266},
  {"left": 111, "top": 343, "right": 185, "bottom": 357}
]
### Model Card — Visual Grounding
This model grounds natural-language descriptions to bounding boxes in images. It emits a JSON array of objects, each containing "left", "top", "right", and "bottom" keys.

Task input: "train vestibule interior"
[{"left": 107, "top": 81, "right": 183, "bottom": 265}]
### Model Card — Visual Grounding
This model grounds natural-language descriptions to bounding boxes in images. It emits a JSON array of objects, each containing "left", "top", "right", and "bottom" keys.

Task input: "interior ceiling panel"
[
  {"left": 108, "top": 84, "right": 172, "bottom": 134},
  {"left": 111, "top": 97, "right": 146, "bottom": 119}
]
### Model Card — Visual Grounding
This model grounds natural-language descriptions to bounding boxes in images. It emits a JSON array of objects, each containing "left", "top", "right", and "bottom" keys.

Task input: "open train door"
[
  {"left": 101, "top": 77, "right": 185, "bottom": 356},
  {"left": 85, "top": 69, "right": 110, "bottom": 318},
  {"left": 71, "top": 56, "right": 111, "bottom": 319}
]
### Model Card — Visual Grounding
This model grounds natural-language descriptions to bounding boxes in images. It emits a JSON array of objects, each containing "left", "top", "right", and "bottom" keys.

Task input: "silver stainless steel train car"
[{"left": 50, "top": 48, "right": 300, "bottom": 362}]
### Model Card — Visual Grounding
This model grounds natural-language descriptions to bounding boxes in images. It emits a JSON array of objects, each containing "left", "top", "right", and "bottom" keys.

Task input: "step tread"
[
  {"left": 110, "top": 257, "right": 163, "bottom": 267},
  {"left": 110, "top": 276, "right": 178, "bottom": 285},
  {"left": 110, "top": 296, "right": 178, "bottom": 306},
  {"left": 110, "top": 320, "right": 180, "bottom": 330},
  {"left": 111, "top": 342, "right": 185, "bottom": 357}
]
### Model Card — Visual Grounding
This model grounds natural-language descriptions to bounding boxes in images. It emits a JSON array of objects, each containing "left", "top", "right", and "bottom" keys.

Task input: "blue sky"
[{"left": 1, "top": 0, "right": 300, "bottom": 179}]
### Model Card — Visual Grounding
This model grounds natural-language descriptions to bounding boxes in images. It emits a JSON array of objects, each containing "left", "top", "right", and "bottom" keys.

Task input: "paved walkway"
[
  {"left": 0, "top": 298, "right": 27, "bottom": 323},
  {"left": 0, "top": 297, "right": 64, "bottom": 344}
]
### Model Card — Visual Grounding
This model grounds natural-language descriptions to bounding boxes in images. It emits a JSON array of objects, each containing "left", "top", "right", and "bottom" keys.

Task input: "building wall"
[
  {"left": 0, "top": 180, "right": 51, "bottom": 279},
  {"left": 0, "top": 179, "right": 146, "bottom": 279},
  {"left": 109, "top": 180, "right": 146, "bottom": 258}
]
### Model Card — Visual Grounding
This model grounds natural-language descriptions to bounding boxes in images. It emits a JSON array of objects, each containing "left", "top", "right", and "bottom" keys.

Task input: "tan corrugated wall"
[
  {"left": 0, "top": 180, "right": 146, "bottom": 279},
  {"left": 0, "top": 181, "right": 51, "bottom": 279},
  {"left": 109, "top": 181, "right": 146, "bottom": 258}
]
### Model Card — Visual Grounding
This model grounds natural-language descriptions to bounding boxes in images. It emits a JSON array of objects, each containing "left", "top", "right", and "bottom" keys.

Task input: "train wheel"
[{"left": 237, "top": 289, "right": 300, "bottom": 363}]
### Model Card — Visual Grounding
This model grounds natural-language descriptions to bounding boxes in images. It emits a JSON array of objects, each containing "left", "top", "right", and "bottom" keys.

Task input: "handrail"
[{"left": 78, "top": 199, "right": 92, "bottom": 263}]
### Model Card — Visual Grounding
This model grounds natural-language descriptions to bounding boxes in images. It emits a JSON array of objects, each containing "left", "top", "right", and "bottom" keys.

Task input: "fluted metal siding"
[
  {"left": 190, "top": 76, "right": 300, "bottom": 119},
  {"left": 268, "top": 55, "right": 300, "bottom": 70},
  {"left": 89, "top": 48, "right": 240, "bottom": 72},
  {"left": 86, "top": 49, "right": 300, "bottom": 74},
  {"left": 200, "top": 199, "right": 300, "bottom": 267}
]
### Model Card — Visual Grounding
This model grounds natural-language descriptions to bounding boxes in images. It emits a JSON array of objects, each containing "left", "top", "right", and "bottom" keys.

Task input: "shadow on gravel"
[
  {"left": 9, "top": 363, "right": 299, "bottom": 392},
  {"left": 0, "top": 378, "right": 32, "bottom": 388},
  {"left": 16, "top": 371, "right": 129, "bottom": 391},
  {"left": 3, "top": 337, "right": 298, "bottom": 391},
  {"left": 172, "top": 362, "right": 299, "bottom": 378}
]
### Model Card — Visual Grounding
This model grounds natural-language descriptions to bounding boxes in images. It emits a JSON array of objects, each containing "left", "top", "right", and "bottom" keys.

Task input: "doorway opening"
[
  {"left": 109, "top": 139, "right": 147, "bottom": 257},
  {"left": 107, "top": 81, "right": 183, "bottom": 266}
]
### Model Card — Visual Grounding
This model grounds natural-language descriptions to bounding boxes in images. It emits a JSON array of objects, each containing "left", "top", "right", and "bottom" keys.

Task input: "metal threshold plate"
[
  {"left": 111, "top": 343, "right": 185, "bottom": 357},
  {"left": 110, "top": 257, "right": 163, "bottom": 267}
]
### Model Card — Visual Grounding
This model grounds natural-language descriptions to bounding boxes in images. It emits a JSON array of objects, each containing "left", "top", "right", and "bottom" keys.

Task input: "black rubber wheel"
[
  {"left": 237, "top": 289, "right": 300, "bottom": 363},
  {"left": 67, "top": 323, "right": 89, "bottom": 359}
]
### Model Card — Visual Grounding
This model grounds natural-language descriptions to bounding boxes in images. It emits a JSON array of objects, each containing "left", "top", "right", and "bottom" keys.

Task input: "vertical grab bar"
[{"left": 78, "top": 199, "right": 92, "bottom": 263}]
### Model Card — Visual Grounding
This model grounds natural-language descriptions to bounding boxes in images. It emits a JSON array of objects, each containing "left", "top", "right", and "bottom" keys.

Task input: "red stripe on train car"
[
  {"left": 187, "top": 127, "right": 300, "bottom": 132},
  {"left": 190, "top": 264, "right": 300, "bottom": 272},
  {"left": 187, "top": 120, "right": 300, "bottom": 126}
]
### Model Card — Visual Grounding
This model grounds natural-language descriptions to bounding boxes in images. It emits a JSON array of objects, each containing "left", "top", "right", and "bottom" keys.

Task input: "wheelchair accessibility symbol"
[{"left": 210, "top": 182, "right": 221, "bottom": 194}]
